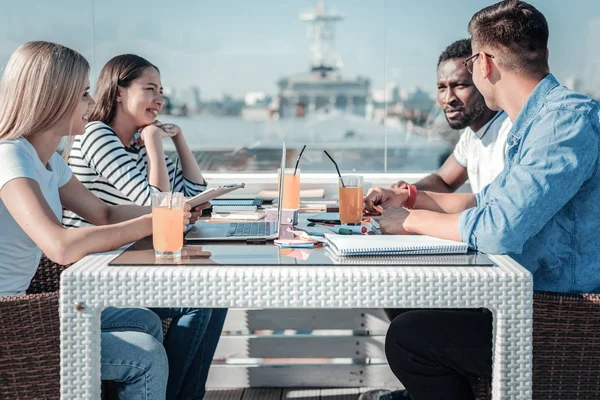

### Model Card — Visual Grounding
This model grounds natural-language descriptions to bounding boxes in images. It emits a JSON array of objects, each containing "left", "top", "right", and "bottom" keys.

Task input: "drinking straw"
[
  {"left": 323, "top": 150, "right": 345, "bottom": 188},
  {"left": 293, "top": 145, "right": 306, "bottom": 176},
  {"left": 169, "top": 157, "right": 179, "bottom": 209}
]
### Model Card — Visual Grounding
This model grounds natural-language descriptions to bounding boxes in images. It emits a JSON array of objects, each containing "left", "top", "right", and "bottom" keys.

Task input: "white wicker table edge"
[{"left": 59, "top": 250, "right": 533, "bottom": 400}]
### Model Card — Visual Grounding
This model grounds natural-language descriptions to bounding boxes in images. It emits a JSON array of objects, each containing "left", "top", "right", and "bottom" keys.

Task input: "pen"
[{"left": 326, "top": 225, "right": 368, "bottom": 235}]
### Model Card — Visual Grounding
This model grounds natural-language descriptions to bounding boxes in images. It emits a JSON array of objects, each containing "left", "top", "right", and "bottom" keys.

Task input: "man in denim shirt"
[{"left": 361, "top": 1, "right": 600, "bottom": 400}]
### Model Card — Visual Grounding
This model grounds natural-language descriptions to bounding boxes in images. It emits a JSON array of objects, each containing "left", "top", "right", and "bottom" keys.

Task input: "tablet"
[
  {"left": 186, "top": 184, "right": 245, "bottom": 208},
  {"left": 307, "top": 212, "right": 342, "bottom": 225}
]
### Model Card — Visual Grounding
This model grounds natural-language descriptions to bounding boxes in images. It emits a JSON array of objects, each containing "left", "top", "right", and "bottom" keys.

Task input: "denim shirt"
[{"left": 459, "top": 74, "right": 600, "bottom": 293}]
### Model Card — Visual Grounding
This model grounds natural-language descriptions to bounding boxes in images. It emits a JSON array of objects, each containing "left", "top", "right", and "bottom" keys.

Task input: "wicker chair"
[
  {"left": 531, "top": 291, "right": 600, "bottom": 399},
  {"left": 474, "top": 291, "right": 600, "bottom": 400},
  {"left": 0, "top": 256, "right": 164, "bottom": 400},
  {"left": 0, "top": 255, "right": 70, "bottom": 400}
]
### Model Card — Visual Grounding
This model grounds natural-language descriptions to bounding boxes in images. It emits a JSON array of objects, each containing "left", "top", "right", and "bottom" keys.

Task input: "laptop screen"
[{"left": 275, "top": 142, "right": 286, "bottom": 234}]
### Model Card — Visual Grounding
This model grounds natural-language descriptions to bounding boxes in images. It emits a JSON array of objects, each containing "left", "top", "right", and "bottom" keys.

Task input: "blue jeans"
[
  {"left": 151, "top": 308, "right": 227, "bottom": 400},
  {"left": 101, "top": 307, "right": 169, "bottom": 400}
]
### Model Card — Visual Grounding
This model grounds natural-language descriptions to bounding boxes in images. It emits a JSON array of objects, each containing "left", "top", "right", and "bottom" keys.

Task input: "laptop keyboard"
[{"left": 228, "top": 222, "right": 271, "bottom": 237}]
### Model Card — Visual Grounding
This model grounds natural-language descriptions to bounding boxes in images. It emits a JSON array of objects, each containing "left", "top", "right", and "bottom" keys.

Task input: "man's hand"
[
  {"left": 391, "top": 180, "right": 409, "bottom": 192},
  {"left": 379, "top": 206, "right": 411, "bottom": 235},
  {"left": 364, "top": 187, "right": 408, "bottom": 214}
]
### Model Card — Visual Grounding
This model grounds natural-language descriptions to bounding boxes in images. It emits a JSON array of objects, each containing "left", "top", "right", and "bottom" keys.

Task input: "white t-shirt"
[
  {"left": 452, "top": 111, "right": 512, "bottom": 193},
  {"left": 0, "top": 138, "right": 72, "bottom": 295}
]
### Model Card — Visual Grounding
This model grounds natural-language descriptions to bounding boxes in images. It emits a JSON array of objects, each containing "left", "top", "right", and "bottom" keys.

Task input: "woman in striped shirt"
[
  {"left": 62, "top": 54, "right": 226, "bottom": 400},
  {"left": 62, "top": 62, "right": 206, "bottom": 227}
]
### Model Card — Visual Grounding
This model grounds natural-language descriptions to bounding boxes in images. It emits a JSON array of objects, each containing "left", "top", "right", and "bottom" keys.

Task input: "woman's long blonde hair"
[{"left": 0, "top": 41, "right": 89, "bottom": 141}]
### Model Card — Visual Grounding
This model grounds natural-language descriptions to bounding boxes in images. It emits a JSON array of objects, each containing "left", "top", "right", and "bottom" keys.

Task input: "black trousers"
[{"left": 384, "top": 309, "right": 493, "bottom": 400}]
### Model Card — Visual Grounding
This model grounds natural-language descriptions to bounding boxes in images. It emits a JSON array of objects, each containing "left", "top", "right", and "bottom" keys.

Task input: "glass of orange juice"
[
  {"left": 152, "top": 192, "right": 184, "bottom": 260},
  {"left": 278, "top": 168, "right": 301, "bottom": 209},
  {"left": 338, "top": 175, "right": 363, "bottom": 225}
]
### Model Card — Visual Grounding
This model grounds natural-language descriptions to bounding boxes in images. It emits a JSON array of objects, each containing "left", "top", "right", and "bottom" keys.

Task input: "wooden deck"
[{"left": 205, "top": 388, "right": 372, "bottom": 400}]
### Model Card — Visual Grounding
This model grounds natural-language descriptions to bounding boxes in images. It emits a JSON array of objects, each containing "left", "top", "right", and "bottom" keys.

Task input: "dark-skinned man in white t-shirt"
[{"left": 393, "top": 38, "right": 511, "bottom": 196}]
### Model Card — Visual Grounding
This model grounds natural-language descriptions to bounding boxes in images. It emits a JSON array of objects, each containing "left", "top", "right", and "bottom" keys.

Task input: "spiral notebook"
[
  {"left": 324, "top": 247, "right": 492, "bottom": 265},
  {"left": 324, "top": 233, "right": 468, "bottom": 256}
]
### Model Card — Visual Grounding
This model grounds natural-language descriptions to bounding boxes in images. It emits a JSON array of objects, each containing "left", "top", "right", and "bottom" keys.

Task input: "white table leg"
[
  {"left": 491, "top": 312, "right": 533, "bottom": 400},
  {"left": 60, "top": 298, "right": 102, "bottom": 399}
]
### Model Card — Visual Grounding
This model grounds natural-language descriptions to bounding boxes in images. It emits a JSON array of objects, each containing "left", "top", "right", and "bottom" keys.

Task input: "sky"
[{"left": 1, "top": 0, "right": 600, "bottom": 101}]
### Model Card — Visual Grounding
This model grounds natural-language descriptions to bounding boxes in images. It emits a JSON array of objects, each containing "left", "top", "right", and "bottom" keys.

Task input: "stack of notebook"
[
  {"left": 210, "top": 210, "right": 265, "bottom": 221},
  {"left": 209, "top": 198, "right": 265, "bottom": 222},
  {"left": 324, "top": 233, "right": 468, "bottom": 257}
]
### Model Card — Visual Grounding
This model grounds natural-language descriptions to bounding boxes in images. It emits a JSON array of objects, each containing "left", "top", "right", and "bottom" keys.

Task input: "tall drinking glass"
[
  {"left": 278, "top": 168, "right": 301, "bottom": 209},
  {"left": 338, "top": 175, "right": 363, "bottom": 225},
  {"left": 152, "top": 192, "right": 184, "bottom": 260}
]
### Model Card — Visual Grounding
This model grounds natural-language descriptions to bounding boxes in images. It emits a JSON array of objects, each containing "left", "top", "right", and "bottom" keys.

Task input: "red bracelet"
[{"left": 401, "top": 184, "right": 418, "bottom": 208}]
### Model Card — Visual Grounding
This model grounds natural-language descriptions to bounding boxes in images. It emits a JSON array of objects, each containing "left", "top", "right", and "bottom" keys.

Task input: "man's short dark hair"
[
  {"left": 468, "top": 0, "right": 549, "bottom": 75},
  {"left": 438, "top": 39, "right": 472, "bottom": 67}
]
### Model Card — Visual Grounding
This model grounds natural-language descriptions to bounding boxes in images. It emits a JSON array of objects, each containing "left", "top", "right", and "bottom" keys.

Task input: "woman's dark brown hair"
[{"left": 89, "top": 54, "right": 159, "bottom": 124}]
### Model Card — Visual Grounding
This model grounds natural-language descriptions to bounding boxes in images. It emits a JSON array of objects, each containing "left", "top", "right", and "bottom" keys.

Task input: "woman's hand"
[
  {"left": 183, "top": 202, "right": 192, "bottom": 230},
  {"left": 154, "top": 121, "right": 182, "bottom": 138},
  {"left": 137, "top": 121, "right": 181, "bottom": 146},
  {"left": 188, "top": 202, "right": 211, "bottom": 224}
]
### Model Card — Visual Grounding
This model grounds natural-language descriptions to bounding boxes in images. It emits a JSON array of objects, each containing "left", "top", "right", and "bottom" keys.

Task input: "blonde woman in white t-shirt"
[{"left": 0, "top": 41, "right": 204, "bottom": 400}]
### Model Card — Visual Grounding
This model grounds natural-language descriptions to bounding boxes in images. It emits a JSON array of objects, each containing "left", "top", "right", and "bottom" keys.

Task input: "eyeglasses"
[{"left": 463, "top": 52, "right": 495, "bottom": 74}]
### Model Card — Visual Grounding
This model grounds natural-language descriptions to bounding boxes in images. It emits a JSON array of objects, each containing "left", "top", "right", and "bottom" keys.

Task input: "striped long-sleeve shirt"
[{"left": 62, "top": 121, "right": 206, "bottom": 228}]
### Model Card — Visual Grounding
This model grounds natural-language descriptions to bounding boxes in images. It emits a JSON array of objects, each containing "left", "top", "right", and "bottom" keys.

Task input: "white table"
[{"left": 59, "top": 247, "right": 532, "bottom": 399}]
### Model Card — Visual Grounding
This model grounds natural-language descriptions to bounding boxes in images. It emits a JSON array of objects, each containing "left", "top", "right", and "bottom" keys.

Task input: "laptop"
[{"left": 185, "top": 143, "right": 286, "bottom": 241}]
